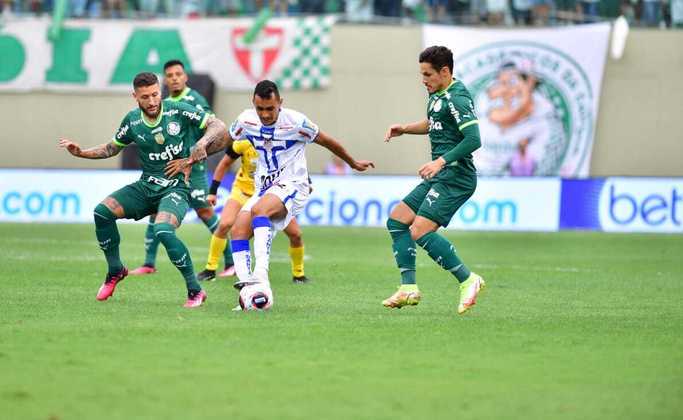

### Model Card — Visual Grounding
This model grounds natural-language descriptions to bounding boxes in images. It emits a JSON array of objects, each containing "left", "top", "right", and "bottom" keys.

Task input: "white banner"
[
  {"left": 0, "top": 170, "right": 561, "bottom": 231},
  {"left": 423, "top": 24, "right": 611, "bottom": 177},
  {"left": 301, "top": 175, "right": 560, "bottom": 231},
  {"left": 0, "top": 16, "right": 334, "bottom": 92}
]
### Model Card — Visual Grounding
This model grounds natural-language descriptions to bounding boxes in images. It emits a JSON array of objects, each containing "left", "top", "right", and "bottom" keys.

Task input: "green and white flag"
[
  {"left": 276, "top": 16, "right": 334, "bottom": 90},
  {"left": 0, "top": 16, "right": 336, "bottom": 92}
]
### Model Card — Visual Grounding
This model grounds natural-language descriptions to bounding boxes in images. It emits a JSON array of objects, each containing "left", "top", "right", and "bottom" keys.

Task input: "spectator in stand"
[
  {"left": 673, "top": 0, "right": 683, "bottom": 26},
  {"left": 513, "top": 0, "right": 533, "bottom": 24},
  {"left": 580, "top": 0, "right": 599, "bottom": 21},
  {"left": 374, "top": 0, "right": 402, "bottom": 17},
  {"left": 346, "top": 0, "right": 373, "bottom": 20},
  {"left": 300, "top": 0, "right": 325, "bottom": 13},
  {"left": 426, "top": 0, "right": 448, "bottom": 21},
  {"left": 532, "top": 0, "right": 552, "bottom": 24},
  {"left": 469, "top": 0, "right": 487, "bottom": 23},
  {"left": 641, "top": 0, "right": 661, "bottom": 25},
  {"left": 486, "top": 0, "right": 507, "bottom": 24},
  {"left": 555, "top": 0, "right": 580, "bottom": 20}
]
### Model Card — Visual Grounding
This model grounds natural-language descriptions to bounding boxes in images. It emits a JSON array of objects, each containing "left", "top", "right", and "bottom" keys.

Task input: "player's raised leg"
[
  {"left": 383, "top": 201, "right": 421, "bottom": 308},
  {"left": 130, "top": 213, "right": 159, "bottom": 275},
  {"left": 94, "top": 196, "right": 129, "bottom": 301},
  {"left": 230, "top": 210, "right": 255, "bottom": 289},
  {"left": 154, "top": 194, "right": 206, "bottom": 308},
  {"left": 250, "top": 193, "right": 287, "bottom": 285},
  {"left": 284, "top": 218, "right": 308, "bottom": 284}
]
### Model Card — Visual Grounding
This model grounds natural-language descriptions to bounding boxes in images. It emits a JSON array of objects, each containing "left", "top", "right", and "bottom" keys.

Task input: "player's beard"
[{"left": 141, "top": 103, "right": 161, "bottom": 120}]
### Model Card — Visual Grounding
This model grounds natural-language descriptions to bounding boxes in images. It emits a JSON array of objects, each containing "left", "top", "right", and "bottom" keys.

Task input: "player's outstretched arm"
[
  {"left": 58, "top": 138, "right": 122, "bottom": 159},
  {"left": 314, "top": 131, "right": 375, "bottom": 172},
  {"left": 384, "top": 119, "right": 429, "bottom": 142}
]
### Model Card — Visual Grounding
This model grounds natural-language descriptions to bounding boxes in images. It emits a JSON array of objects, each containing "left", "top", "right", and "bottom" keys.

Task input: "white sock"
[
  {"left": 252, "top": 216, "right": 273, "bottom": 284},
  {"left": 230, "top": 239, "right": 252, "bottom": 283}
]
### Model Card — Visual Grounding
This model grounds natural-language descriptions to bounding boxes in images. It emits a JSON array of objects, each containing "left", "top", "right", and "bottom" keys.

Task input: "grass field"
[{"left": 1, "top": 223, "right": 682, "bottom": 420}]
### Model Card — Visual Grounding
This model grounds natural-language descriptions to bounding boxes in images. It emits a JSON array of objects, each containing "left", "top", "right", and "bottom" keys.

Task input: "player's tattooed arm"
[
  {"left": 58, "top": 139, "right": 122, "bottom": 159},
  {"left": 384, "top": 119, "right": 429, "bottom": 142},
  {"left": 190, "top": 116, "right": 231, "bottom": 162},
  {"left": 314, "top": 131, "right": 375, "bottom": 172}
]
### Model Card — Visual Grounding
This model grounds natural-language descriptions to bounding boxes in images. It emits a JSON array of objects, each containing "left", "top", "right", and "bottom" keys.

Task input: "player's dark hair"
[
  {"left": 133, "top": 72, "right": 159, "bottom": 89},
  {"left": 163, "top": 59, "right": 185, "bottom": 72},
  {"left": 419, "top": 46, "right": 454, "bottom": 74},
  {"left": 253, "top": 80, "right": 280, "bottom": 100}
]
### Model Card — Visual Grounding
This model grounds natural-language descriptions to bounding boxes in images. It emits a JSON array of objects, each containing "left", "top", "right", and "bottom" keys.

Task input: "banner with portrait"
[{"left": 423, "top": 24, "right": 610, "bottom": 177}]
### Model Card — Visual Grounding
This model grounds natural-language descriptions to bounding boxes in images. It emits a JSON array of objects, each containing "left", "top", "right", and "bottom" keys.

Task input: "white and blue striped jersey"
[{"left": 229, "top": 107, "right": 319, "bottom": 192}]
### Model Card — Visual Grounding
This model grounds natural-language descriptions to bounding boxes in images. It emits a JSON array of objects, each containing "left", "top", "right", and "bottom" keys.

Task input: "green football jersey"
[
  {"left": 166, "top": 87, "right": 212, "bottom": 114},
  {"left": 165, "top": 87, "right": 212, "bottom": 180},
  {"left": 112, "top": 101, "right": 209, "bottom": 190},
  {"left": 427, "top": 79, "right": 479, "bottom": 174}
]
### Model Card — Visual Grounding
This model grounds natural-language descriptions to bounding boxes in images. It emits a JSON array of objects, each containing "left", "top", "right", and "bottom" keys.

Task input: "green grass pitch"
[{"left": 1, "top": 223, "right": 681, "bottom": 420}]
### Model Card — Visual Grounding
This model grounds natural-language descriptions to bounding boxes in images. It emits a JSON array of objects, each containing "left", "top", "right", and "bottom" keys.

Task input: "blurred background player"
[
  {"left": 130, "top": 59, "right": 233, "bottom": 276},
  {"left": 382, "top": 46, "right": 485, "bottom": 315},
  {"left": 196, "top": 138, "right": 309, "bottom": 284},
  {"left": 58, "top": 72, "right": 227, "bottom": 308}
]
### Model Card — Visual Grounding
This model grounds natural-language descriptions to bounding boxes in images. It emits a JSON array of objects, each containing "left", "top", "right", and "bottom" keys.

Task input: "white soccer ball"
[{"left": 238, "top": 283, "right": 274, "bottom": 311}]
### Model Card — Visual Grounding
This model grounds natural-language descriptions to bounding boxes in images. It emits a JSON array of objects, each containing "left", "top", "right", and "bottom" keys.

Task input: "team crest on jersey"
[
  {"left": 167, "top": 122, "right": 181, "bottom": 136},
  {"left": 154, "top": 133, "right": 165, "bottom": 145},
  {"left": 431, "top": 99, "right": 442, "bottom": 112}
]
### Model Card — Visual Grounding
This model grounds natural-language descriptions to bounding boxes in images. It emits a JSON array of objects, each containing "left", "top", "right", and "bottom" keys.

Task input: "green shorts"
[
  {"left": 188, "top": 167, "right": 210, "bottom": 210},
  {"left": 403, "top": 170, "right": 477, "bottom": 227},
  {"left": 109, "top": 180, "right": 190, "bottom": 223}
]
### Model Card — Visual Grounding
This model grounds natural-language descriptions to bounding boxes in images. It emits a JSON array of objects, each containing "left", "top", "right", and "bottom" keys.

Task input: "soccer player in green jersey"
[
  {"left": 59, "top": 72, "right": 228, "bottom": 308},
  {"left": 382, "top": 46, "right": 486, "bottom": 314},
  {"left": 130, "top": 59, "right": 234, "bottom": 277}
]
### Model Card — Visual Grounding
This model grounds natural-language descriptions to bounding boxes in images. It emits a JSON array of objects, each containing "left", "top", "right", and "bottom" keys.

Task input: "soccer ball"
[{"left": 238, "top": 283, "right": 274, "bottom": 311}]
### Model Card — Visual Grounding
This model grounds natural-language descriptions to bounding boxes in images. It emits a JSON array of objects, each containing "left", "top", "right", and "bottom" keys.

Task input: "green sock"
[
  {"left": 202, "top": 213, "right": 234, "bottom": 266},
  {"left": 415, "top": 231, "right": 471, "bottom": 283},
  {"left": 143, "top": 218, "right": 159, "bottom": 267},
  {"left": 387, "top": 218, "right": 417, "bottom": 285},
  {"left": 94, "top": 204, "right": 123, "bottom": 275},
  {"left": 154, "top": 222, "right": 201, "bottom": 293}
]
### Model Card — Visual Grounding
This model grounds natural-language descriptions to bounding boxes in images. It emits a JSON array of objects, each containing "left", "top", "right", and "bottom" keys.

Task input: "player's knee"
[
  {"left": 93, "top": 203, "right": 116, "bottom": 225},
  {"left": 197, "top": 207, "right": 213, "bottom": 221},
  {"left": 217, "top": 220, "right": 232, "bottom": 236},
  {"left": 153, "top": 222, "right": 176, "bottom": 243},
  {"left": 410, "top": 226, "right": 427, "bottom": 242},
  {"left": 287, "top": 229, "right": 302, "bottom": 245},
  {"left": 386, "top": 218, "right": 407, "bottom": 231}
]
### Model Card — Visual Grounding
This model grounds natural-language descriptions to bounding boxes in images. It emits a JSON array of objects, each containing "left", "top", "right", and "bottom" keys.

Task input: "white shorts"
[{"left": 241, "top": 180, "right": 310, "bottom": 231}]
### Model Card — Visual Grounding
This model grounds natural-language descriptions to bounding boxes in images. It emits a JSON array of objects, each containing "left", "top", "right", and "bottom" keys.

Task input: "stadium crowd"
[{"left": 2, "top": 0, "right": 682, "bottom": 27}]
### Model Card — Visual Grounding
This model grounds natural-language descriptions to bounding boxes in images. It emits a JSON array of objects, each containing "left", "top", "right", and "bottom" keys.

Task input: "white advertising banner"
[
  {"left": 0, "top": 170, "right": 561, "bottom": 231},
  {"left": 423, "top": 23, "right": 611, "bottom": 177},
  {"left": 0, "top": 16, "right": 334, "bottom": 92},
  {"left": 301, "top": 175, "right": 560, "bottom": 232},
  {"left": 0, "top": 169, "right": 140, "bottom": 223}
]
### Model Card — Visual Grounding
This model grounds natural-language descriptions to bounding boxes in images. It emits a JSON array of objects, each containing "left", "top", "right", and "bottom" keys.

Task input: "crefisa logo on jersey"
[
  {"left": 456, "top": 42, "right": 594, "bottom": 176},
  {"left": 167, "top": 122, "right": 181, "bottom": 136}
]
